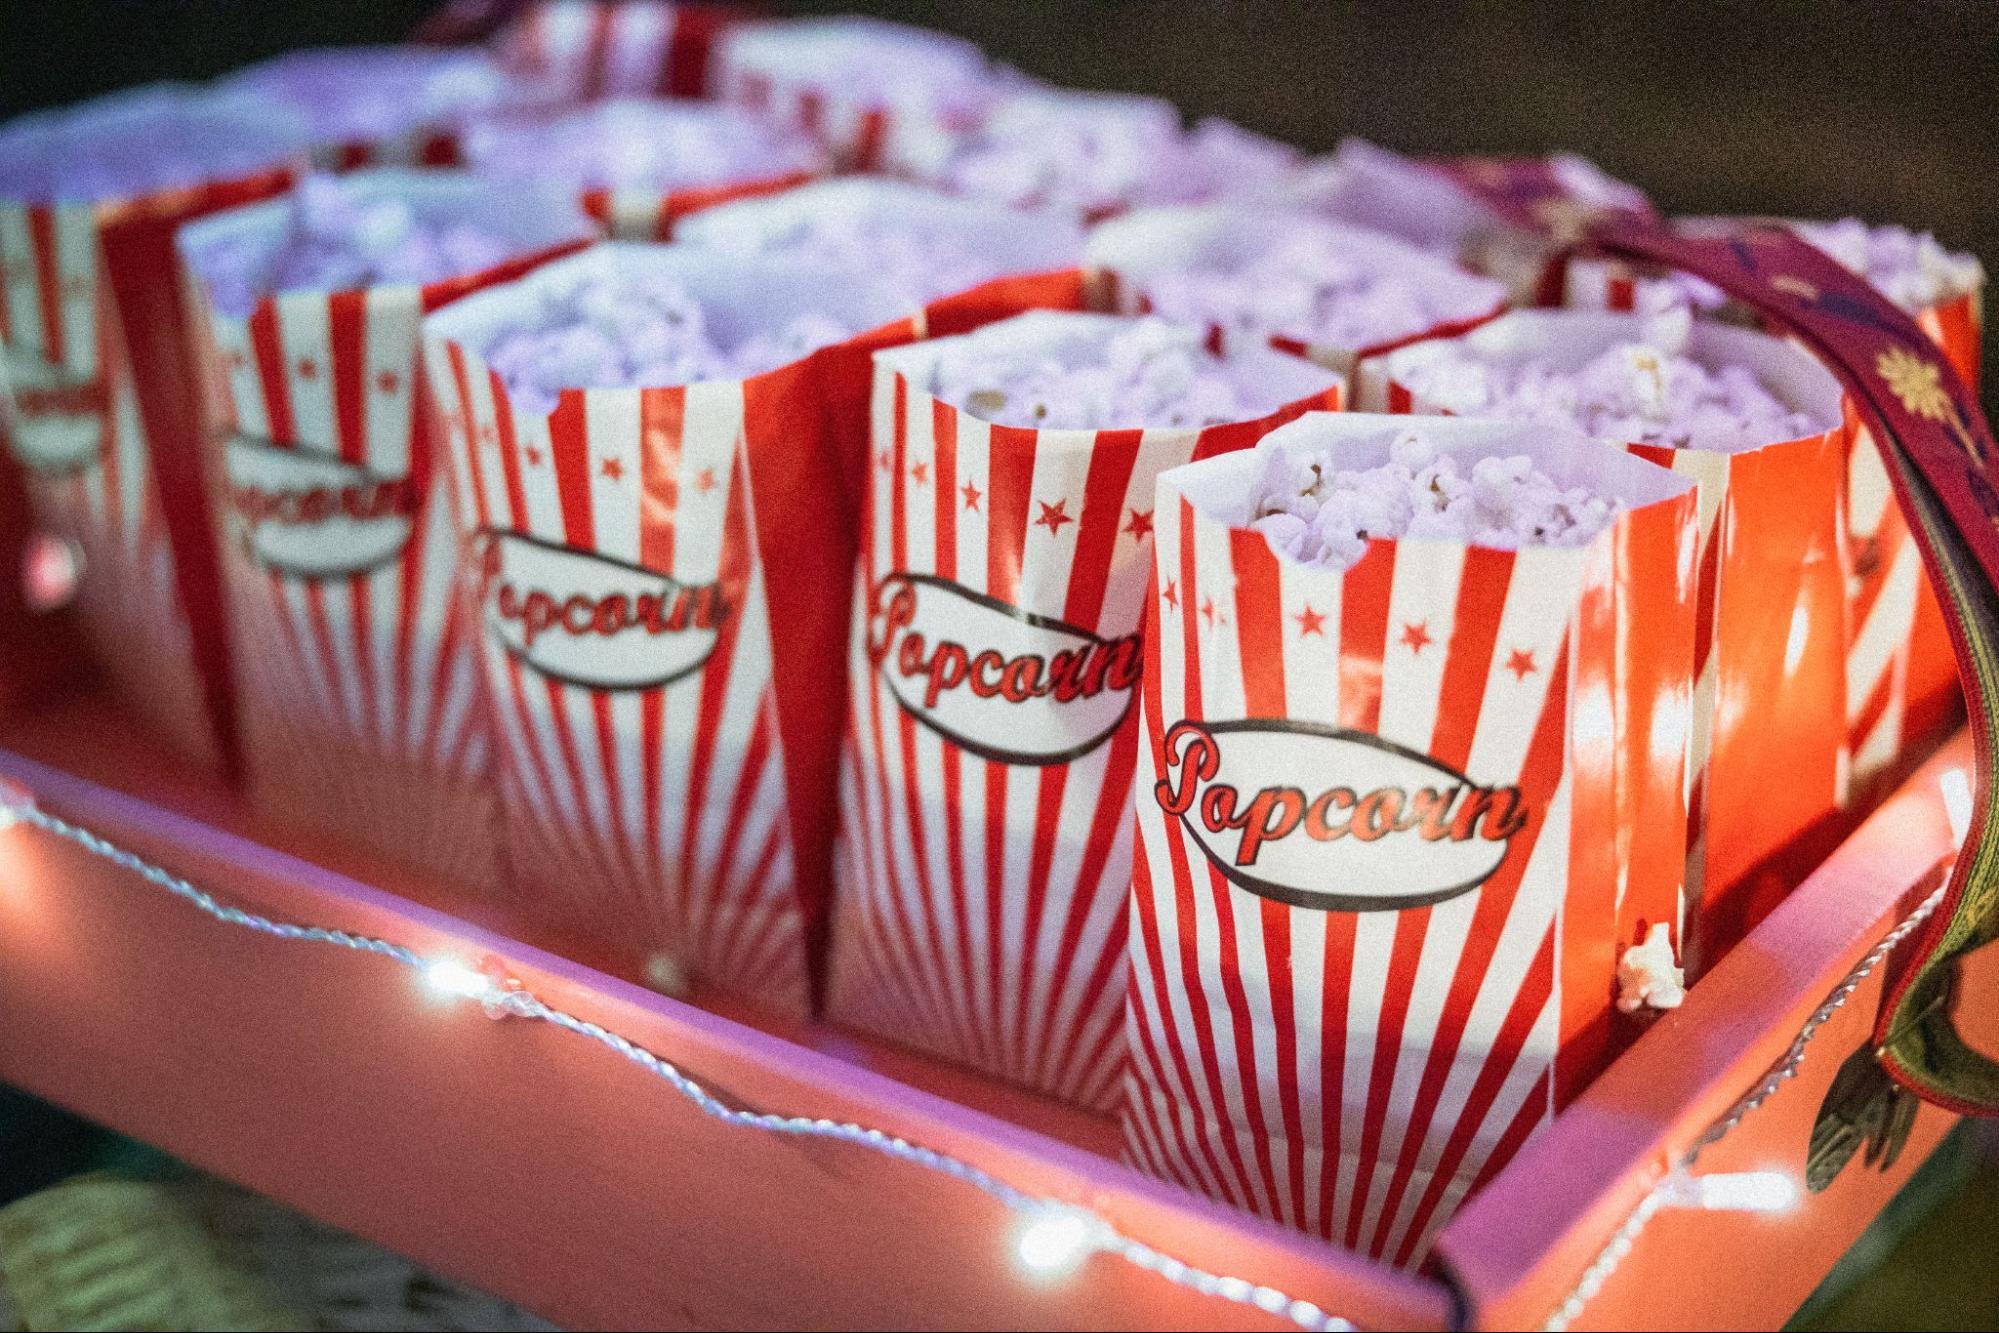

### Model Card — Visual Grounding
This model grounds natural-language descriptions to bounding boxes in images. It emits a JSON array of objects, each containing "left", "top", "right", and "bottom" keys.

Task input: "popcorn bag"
[
  {"left": 493, "top": 1, "right": 740, "bottom": 102},
  {"left": 423, "top": 245, "right": 914, "bottom": 1013},
  {"left": 0, "top": 86, "right": 310, "bottom": 773},
  {"left": 711, "top": 17, "right": 993, "bottom": 172},
  {"left": 220, "top": 47, "right": 510, "bottom": 170},
  {"left": 1126, "top": 413, "right": 1698, "bottom": 1267},
  {"left": 672, "top": 177, "right": 1089, "bottom": 338},
  {"left": 1553, "top": 231, "right": 1982, "bottom": 787},
  {"left": 461, "top": 99, "right": 825, "bottom": 241},
  {"left": 1364, "top": 310, "right": 1849, "bottom": 968},
  {"left": 830, "top": 312, "right": 1343, "bottom": 1108},
  {"left": 178, "top": 169, "right": 595, "bottom": 890},
  {"left": 1084, "top": 205, "right": 1507, "bottom": 380}
]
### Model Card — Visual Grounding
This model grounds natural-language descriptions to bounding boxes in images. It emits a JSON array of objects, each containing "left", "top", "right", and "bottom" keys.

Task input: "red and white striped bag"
[
  {"left": 671, "top": 177, "right": 1089, "bottom": 339},
  {"left": 1127, "top": 412, "right": 1697, "bottom": 1267},
  {"left": 1361, "top": 310, "right": 1849, "bottom": 971},
  {"left": 1557, "top": 236, "right": 1983, "bottom": 792},
  {"left": 492, "top": 1, "right": 739, "bottom": 102},
  {"left": 424, "top": 245, "right": 915, "bottom": 1013},
  {"left": 0, "top": 89, "right": 309, "bottom": 773},
  {"left": 1084, "top": 205, "right": 1509, "bottom": 380},
  {"left": 179, "top": 170, "right": 594, "bottom": 889},
  {"left": 710, "top": 17, "right": 993, "bottom": 172},
  {"left": 459, "top": 100, "right": 827, "bottom": 242},
  {"left": 831, "top": 311, "right": 1343, "bottom": 1109}
]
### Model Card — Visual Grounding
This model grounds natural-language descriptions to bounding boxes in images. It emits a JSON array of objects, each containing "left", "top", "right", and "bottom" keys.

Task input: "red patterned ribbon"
[{"left": 1433, "top": 155, "right": 1998, "bottom": 1111}]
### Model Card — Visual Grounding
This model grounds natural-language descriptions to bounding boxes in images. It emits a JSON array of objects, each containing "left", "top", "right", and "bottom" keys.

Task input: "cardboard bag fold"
[
  {"left": 831, "top": 311, "right": 1342, "bottom": 1109},
  {"left": 1559, "top": 242, "right": 1983, "bottom": 792},
  {"left": 0, "top": 89, "right": 310, "bottom": 774},
  {"left": 710, "top": 17, "right": 993, "bottom": 172},
  {"left": 423, "top": 245, "right": 915, "bottom": 1014},
  {"left": 493, "top": 1, "right": 740, "bottom": 102},
  {"left": 1363, "top": 310, "right": 1848, "bottom": 971},
  {"left": 1127, "top": 412, "right": 1697, "bottom": 1268},
  {"left": 672, "top": 177, "right": 1089, "bottom": 338},
  {"left": 1084, "top": 205, "right": 1506, "bottom": 381},
  {"left": 178, "top": 169, "right": 596, "bottom": 890}
]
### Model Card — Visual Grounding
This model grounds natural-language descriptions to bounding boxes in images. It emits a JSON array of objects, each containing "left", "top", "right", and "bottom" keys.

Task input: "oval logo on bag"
[
  {"left": 866, "top": 571, "right": 1142, "bottom": 766},
  {"left": 225, "top": 434, "right": 420, "bottom": 577},
  {"left": 474, "top": 530, "right": 728, "bottom": 691},
  {"left": 1156, "top": 719, "right": 1531, "bottom": 912},
  {"left": 1, "top": 349, "right": 106, "bottom": 475}
]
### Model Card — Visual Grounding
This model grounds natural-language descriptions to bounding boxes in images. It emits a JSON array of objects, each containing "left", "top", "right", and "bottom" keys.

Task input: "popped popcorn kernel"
[
  {"left": 1248, "top": 428, "right": 1621, "bottom": 571},
  {"left": 931, "top": 317, "right": 1274, "bottom": 430}
]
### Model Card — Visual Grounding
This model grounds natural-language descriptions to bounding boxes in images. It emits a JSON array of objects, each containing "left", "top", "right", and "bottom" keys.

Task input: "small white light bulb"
[
  {"left": 423, "top": 958, "right": 495, "bottom": 1003},
  {"left": 1013, "top": 1206, "right": 1101, "bottom": 1280},
  {"left": 1667, "top": 1169, "right": 1799, "bottom": 1214}
]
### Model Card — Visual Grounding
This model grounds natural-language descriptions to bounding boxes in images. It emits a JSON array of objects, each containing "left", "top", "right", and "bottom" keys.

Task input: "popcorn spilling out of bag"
[
  {"left": 1248, "top": 426, "right": 1622, "bottom": 570},
  {"left": 461, "top": 98, "right": 823, "bottom": 190},
  {"left": 1394, "top": 311, "right": 1817, "bottom": 451},
  {"left": 929, "top": 317, "right": 1270, "bottom": 429},
  {"left": 0, "top": 84, "right": 307, "bottom": 203},
  {"left": 221, "top": 46, "right": 510, "bottom": 145},
  {"left": 481, "top": 270, "right": 851, "bottom": 412},
  {"left": 193, "top": 174, "right": 518, "bottom": 315},
  {"left": 1140, "top": 219, "right": 1507, "bottom": 351},
  {"left": 920, "top": 87, "right": 1296, "bottom": 217}
]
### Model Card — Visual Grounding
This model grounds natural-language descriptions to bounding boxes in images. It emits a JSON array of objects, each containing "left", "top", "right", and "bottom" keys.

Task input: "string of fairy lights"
[{"left": 1, "top": 766, "right": 1963, "bottom": 1329}]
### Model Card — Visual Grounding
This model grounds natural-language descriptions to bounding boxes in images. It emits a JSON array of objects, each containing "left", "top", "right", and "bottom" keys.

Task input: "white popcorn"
[
  {"left": 462, "top": 98, "right": 823, "bottom": 191},
  {"left": 1247, "top": 427, "right": 1621, "bottom": 571},
  {"left": 1141, "top": 221, "right": 1506, "bottom": 352},
  {"left": 0, "top": 85, "right": 307, "bottom": 204},
  {"left": 1615, "top": 922, "right": 1686, "bottom": 1014},
  {"left": 931, "top": 317, "right": 1271, "bottom": 430},
  {"left": 928, "top": 88, "right": 1296, "bottom": 217},
  {"left": 694, "top": 210, "right": 1002, "bottom": 304},
  {"left": 222, "top": 46, "right": 510, "bottom": 144},
  {"left": 1790, "top": 218, "right": 1984, "bottom": 313},
  {"left": 479, "top": 271, "right": 851, "bottom": 413},
  {"left": 1395, "top": 312, "right": 1818, "bottom": 453},
  {"left": 194, "top": 175, "right": 518, "bottom": 315}
]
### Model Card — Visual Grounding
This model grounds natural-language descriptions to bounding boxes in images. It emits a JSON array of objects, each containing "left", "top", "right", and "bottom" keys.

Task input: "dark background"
[{"left": 5, "top": 0, "right": 1996, "bottom": 390}]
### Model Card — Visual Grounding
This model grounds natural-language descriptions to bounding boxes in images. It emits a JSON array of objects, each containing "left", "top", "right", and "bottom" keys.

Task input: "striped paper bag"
[
  {"left": 179, "top": 170, "right": 594, "bottom": 891},
  {"left": 1364, "top": 310, "right": 1849, "bottom": 971},
  {"left": 1127, "top": 412, "right": 1697, "bottom": 1267},
  {"left": 0, "top": 88, "right": 309, "bottom": 774},
  {"left": 1084, "top": 205, "right": 1509, "bottom": 379},
  {"left": 492, "top": 1, "right": 740, "bottom": 102},
  {"left": 672, "top": 177, "right": 1089, "bottom": 338},
  {"left": 424, "top": 245, "right": 914, "bottom": 1013},
  {"left": 460, "top": 100, "right": 826, "bottom": 242},
  {"left": 831, "top": 311, "right": 1343, "bottom": 1108},
  {"left": 1557, "top": 230, "right": 1983, "bottom": 790},
  {"left": 711, "top": 17, "right": 993, "bottom": 172}
]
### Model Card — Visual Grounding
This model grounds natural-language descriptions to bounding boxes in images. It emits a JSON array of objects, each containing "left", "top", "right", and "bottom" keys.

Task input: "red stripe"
[
  {"left": 1428, "top": 548, "right": 1516, "bottom": 771},
  {"left": 249, "top": 301, "right": 296, "bottom": 443},
  {"left": 679, "top": 450, "right": 748, "bottom": 930},
  {"left": 580, "top": 0, "right": 616, "bottom": 100},
  {"left": 1317, "top": 912, "right": 1359, "bottom": 1239},
  {"left": 446, "top": 345, "right": 491, "bottom": 528},
  {"left": 639, "top": 386, "right": 685, "bottom": 572},
  {"left": 27, "top": 207, "right": 64, "bottom": 366},
  {"left": 548, "top": 393, "right": 595, "bottom": 548},
  {"left": 984, "top": 425, "right": 1038, "bottom": 604},
  {"left": 1337, "top": 542, "right": 1394, "bottom": 732},
  {"left": 698, "top": 690, "right": 774, "bottom": 979},
  {"left": 490, "top": 368, "right": 530, "bottom": 528},
  {"left": 851, "top": 108, "right": 888, "bottom": 172},
  {"left": 328, "top": 290, "right": 368, "bottom": 465},
  {"left": 1064, "top": 429, "right": 1142, "bottom": 628}
]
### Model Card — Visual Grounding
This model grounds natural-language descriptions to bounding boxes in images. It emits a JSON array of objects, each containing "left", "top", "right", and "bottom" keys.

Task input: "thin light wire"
[
  {"left": 5, "top": 801, "right": 1356, "bottom": 1333},
  {"left": 1540, "top": 882, "right": 1949, "bottom": 1332}
]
